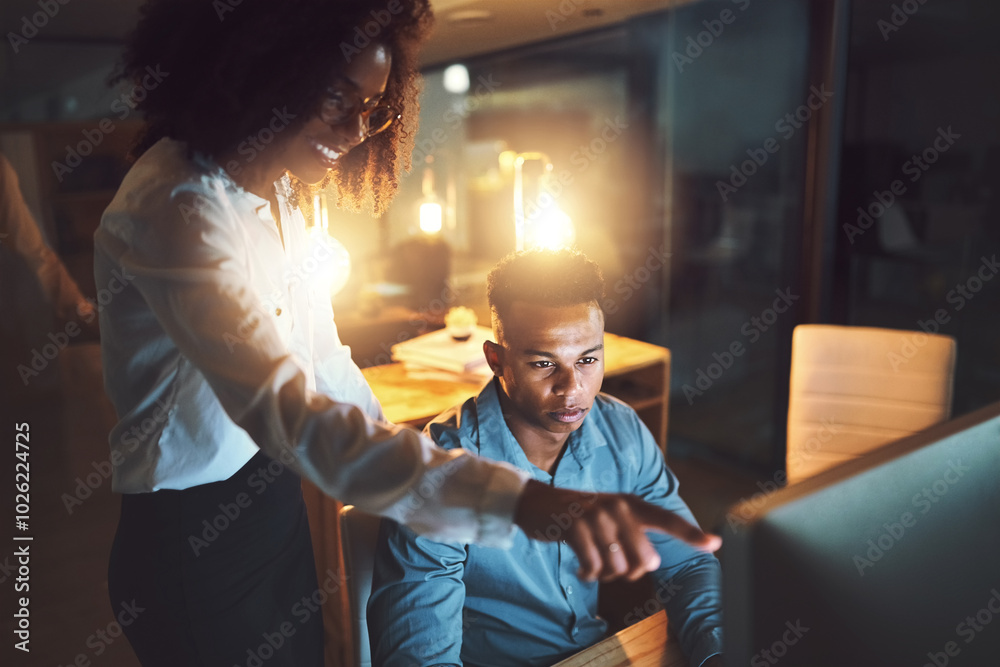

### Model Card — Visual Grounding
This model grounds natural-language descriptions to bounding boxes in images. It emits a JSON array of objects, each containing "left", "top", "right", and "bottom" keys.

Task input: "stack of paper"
[{"left": 391, "top": 326, "right": 493, "bottom": 377}]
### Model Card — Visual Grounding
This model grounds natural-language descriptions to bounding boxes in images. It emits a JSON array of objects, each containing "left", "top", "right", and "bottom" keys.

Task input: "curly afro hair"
[
  {"left": 112, "top": 0, "right": 433, "bottom": 216},
  {"left": 487, "top": 249, "right": 606, "bottom": 342}
]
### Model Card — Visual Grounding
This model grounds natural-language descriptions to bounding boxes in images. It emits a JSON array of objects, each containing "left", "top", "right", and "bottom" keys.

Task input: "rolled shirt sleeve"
[
  {"left": 94, "top": 144, "right": 529, "bottom": 546},
  {"left": 368, "top": 519, "right": 467, "bottom": 666}
]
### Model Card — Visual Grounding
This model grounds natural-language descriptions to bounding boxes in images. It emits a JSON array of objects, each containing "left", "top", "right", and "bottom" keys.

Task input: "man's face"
[{"left": 487, "top": 300, "right": 605, "bottom": 438}]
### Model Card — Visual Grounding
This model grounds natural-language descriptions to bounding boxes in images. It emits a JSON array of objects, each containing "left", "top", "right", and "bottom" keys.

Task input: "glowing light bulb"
[
  {"left": 527, "top": 204, "right": 575, "bottom": 250},
  {"left": 419, "top": 201, "right": 443, "bottom": 234},
  {"left": 443, "top": 64, "right": 470, "bottom": 94},
  {"left": 308, "top": 228, "right": 352, "bottom": 296}
]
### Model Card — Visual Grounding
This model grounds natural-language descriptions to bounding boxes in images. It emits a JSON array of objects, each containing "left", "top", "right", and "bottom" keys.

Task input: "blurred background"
[
  {"left": 5, "top": 0, "right": 999, "bottom": 468},
  {"left": 2, "top": 0, "right": 999, "bottom": 664}
]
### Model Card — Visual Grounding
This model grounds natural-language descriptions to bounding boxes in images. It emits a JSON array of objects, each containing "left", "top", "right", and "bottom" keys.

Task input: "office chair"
[
  {"left": 786, "top": 324, "right": 956, "bottom": 483},
  {"left": 339, "top": 505, "right": 382, "bottom": 667}
]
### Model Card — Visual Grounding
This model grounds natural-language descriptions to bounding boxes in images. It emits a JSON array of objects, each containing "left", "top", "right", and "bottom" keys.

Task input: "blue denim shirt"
[{"left": 369, "top": 380, "right": 723, "bottom": 666}]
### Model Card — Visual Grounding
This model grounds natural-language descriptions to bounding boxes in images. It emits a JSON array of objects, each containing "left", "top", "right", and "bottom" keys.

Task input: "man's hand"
[{"left": 513, "top": 480, "right": 721, "bottom": 582}]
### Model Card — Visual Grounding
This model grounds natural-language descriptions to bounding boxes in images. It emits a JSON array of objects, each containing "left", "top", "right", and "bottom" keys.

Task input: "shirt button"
[
  {"left": 566, "top": 585, "right": 573, "bottom": 595},
  {"left": 275, "top": 308, "right": 282, "bottom": 316},
  {"left": 572, "top": 627, "right": 580, "bottom": 636}
]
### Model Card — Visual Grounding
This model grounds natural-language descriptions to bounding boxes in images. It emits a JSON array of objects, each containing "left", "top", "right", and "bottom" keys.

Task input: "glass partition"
[{"left": 345, "top": 0, "right": 818, "bottom": 471}]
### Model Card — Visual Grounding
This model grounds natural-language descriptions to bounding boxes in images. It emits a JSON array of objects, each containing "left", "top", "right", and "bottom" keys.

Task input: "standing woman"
[
  {"left": 96, "top": 0, "right": 719, "bottom": 665},
  {"left": 97, "top": 1, "right": 484, "bottom": 664}
]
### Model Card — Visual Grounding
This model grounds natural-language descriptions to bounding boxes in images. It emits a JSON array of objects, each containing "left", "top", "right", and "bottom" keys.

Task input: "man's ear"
[{"left": 484, "top": 340, "right": 503, "bottom": 377}]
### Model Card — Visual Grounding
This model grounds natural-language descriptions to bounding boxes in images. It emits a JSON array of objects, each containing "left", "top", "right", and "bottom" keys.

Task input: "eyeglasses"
[{"left": 318, "top": 82, "right": 400, "bottom": 138}]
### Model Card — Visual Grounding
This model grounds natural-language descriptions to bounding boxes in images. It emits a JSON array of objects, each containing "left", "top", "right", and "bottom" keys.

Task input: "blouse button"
[{"left": 275, "top": 308, "right": 282, "bottom": 316}]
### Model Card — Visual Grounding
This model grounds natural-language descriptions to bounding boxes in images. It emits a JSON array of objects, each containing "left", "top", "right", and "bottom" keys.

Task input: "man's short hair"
[{"left": 487, "top": 249, "right": 605, "bottom": 341}]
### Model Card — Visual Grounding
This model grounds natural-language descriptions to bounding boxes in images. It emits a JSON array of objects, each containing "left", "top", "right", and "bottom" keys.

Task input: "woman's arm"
[{"left": 102, "top": 182, "right": 528, "bottom": 546}]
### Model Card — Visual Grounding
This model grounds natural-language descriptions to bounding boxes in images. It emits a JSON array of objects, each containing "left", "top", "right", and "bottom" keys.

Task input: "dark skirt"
[{"left": 108, "top": 451, "right": 323, "bottom": 667}]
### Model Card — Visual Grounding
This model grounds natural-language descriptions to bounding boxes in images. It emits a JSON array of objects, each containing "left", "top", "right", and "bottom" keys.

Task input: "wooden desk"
[
  {"left": 554, "top": 610, "right": 687, "bottom": 667},
  {"left": 362, "top": 332, "right": 671, "bottom": 453}
]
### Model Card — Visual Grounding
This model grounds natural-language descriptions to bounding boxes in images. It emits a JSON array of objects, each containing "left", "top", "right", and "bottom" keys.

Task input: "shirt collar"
[
  {"left": 473, "top": 379, "right": 606, "bottom": 480},
  {"left": 188, "top": 147, "right": 285, "bottom": 216}
]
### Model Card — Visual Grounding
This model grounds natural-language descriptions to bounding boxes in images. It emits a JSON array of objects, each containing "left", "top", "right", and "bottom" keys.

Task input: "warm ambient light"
[
  {"left": 443, "top": 64, "right": 470, "bottom": 94},
  {"left": 526, "top": 202, "right": 575, "bottom": 251},
  {"left": 310, "top": 195, "right": 352, "bottom": 296},
  {"left": 418, "top": 157, "right": 444, "bottom": 235},
  {"left": 513, "top": 152, "right": 576, "bottom": 251},
  {"left": 419, "top": 201, "right": 443, "bottom": 234}
]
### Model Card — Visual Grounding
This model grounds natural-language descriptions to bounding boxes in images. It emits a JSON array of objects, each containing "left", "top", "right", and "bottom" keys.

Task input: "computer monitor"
[{"left": 722, "top": 400, "right": 1000, "bottom": 667}]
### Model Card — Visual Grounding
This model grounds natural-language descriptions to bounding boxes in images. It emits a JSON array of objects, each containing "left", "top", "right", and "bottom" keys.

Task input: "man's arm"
[
  {"left": 368, "top": 518, "right": 467, "bottom": 666},
  {"left": 627, "top": 414, "right": 724, "bottom": 667}
]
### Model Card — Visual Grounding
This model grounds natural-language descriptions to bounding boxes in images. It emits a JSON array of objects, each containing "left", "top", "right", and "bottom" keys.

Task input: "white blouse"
[{"left": 93, "top": 138, "right": 527, "bottom": 546}]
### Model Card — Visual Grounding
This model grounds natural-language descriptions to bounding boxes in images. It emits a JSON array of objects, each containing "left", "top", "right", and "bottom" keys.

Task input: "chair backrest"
[
  {"left": 339, "top": 505, "right": 382, "bottom": 667},
  {"left": 786, "top": 324, "right": 956, "bottom": 483}
]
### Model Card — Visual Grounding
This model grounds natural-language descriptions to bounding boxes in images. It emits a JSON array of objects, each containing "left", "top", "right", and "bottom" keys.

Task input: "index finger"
[{"left": 633, "top": 502, "right": 722, "bottom": 552}]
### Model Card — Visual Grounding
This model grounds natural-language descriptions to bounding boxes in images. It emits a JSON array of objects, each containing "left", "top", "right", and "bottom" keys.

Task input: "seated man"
[{"left": 368, "top": 249, "right": 723, "bottom": 667}]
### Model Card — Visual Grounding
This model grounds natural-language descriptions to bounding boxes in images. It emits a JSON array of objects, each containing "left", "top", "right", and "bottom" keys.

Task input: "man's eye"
[
  {"left": 530, "top": 361, "right": 553, "bottom": 369},
  {"left": 579, "top": 357, "right": 598, "bottom": 365}
]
